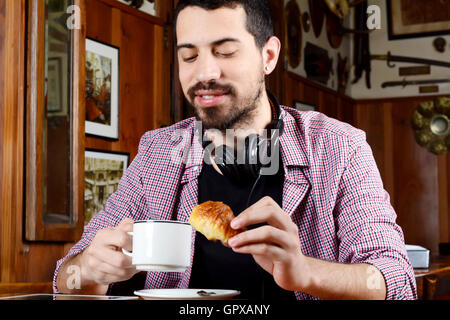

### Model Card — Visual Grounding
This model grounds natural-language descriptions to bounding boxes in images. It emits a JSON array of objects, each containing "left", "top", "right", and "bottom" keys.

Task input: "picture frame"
[
  {"left": 84, "top": 149, "right": 130, "bottom": 225},
  {"left": 294, "top": 100, "right": 316, "bottom": 112},
  {"left": 85, "top": 38, "right": 119, "bottom": 139},
  {"left": 387, "top": 0, "right": 450, "bottom": 40},
  {"left": 46, "top": 57, "right": 62, "bottom": 112}
]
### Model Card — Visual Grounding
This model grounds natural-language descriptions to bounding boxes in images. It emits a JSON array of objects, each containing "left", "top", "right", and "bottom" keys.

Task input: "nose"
[{"left": 194, "top": 53, "right": 221, "bottom": 83}]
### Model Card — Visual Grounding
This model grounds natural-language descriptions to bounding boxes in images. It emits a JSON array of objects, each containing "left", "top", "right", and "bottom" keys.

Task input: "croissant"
[{"left": 189, "top": 201, "right": 244, "bottom": 246}]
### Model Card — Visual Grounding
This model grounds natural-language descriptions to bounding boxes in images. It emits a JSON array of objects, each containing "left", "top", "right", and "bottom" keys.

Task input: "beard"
[{"left": 186, "top": 72, "right": 265, "bottom": 132}]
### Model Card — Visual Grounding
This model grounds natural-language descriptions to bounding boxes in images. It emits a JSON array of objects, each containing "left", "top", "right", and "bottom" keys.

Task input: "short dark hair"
[{"left": 174, "top": 0, "right": 274, "bottom": 50}]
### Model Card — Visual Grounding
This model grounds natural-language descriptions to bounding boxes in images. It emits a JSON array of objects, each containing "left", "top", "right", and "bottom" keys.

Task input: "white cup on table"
[{"left": 122, "top": 220, "right": 193, "bottom": 272}]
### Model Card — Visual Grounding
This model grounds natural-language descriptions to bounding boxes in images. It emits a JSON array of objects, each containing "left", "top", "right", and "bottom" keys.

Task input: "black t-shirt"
[{"left": 188, "top": 161, "right": 297, "bottom": 300}]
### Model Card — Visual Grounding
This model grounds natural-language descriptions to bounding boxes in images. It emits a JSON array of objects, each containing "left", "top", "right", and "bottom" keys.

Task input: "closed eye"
[
  {"left": 216, "top": 51, "right": 237, "bottom": 58},
  {"left": 183, "top": 55, "right": 198, "bottom": 62}
]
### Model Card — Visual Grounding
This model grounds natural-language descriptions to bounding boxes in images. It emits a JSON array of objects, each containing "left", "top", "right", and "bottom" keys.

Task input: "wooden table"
[{"left": 414, "top": 255, "right": 450, "bottom": 300}]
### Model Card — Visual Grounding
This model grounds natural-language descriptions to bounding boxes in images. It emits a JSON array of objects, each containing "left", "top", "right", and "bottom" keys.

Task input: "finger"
[
  {"left": 95, "top": 246, "right": 134, "bottom": 269},
  {"left": 231, "top": 197, "right": 293, "bottom": 231},
  {"left": 99, "top": 228, "right": 133, "bottom": 252},
  {"left": 228, "top": 225, "right": 291, "bottom": 249},
  {"left": 96, "top": 261, "right": 137, "bottom": 280},
  {"left": 232, "top": 243, "right": 287, "bottom": 262},
  {"left": 85, "top": 255, "right": 136, "bottom": 285}
]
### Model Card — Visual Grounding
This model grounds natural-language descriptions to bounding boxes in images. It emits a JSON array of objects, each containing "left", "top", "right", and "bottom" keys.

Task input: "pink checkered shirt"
[{"left": 54, "top": 107, "right": 417, "bottom": 299}]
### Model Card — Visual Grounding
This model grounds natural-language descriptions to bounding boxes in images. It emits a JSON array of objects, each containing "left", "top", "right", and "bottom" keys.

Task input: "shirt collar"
[{"left": 279, "top": 107, "right": 309, "bottom": 168}]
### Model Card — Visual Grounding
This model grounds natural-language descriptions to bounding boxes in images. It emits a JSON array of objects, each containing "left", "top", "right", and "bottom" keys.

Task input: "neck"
[{"left": 240, "top": 89, "right": 273, "bottom": 134}]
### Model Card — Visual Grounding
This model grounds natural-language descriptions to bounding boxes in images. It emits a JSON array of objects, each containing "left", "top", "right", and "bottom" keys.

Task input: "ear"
[{"left": 262, "top": 36, "right": 281, "bottom": 75}]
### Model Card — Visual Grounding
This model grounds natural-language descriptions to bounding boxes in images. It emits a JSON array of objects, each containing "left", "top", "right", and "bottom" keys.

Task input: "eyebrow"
[{"left": 177, "top": 37, "right": 241, "bottom": 51}]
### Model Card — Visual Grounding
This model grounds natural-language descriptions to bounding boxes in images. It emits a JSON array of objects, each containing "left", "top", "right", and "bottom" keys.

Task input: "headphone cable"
[{"left": 246, "top": 172, "right": 262, "bottom": 208}]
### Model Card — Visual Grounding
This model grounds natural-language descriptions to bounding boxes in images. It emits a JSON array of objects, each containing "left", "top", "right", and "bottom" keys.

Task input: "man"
[{"left": 54, "top": 0, "right": 417, "bottom": 300}]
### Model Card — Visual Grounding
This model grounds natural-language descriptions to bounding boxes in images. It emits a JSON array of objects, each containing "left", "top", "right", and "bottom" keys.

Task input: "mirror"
[
  {"left": 25, "top": 0, "right": 85, "bottom": 241},
  {"left": 43, "top": 0, "right": 73, "bottom": 224}
]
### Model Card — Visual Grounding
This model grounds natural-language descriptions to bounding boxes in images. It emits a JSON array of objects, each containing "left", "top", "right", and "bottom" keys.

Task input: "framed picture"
[
  {"left": 85, "top": 38, "right": 119, "bottom": 139},
  {"left": 294, "top": 100, "right": 316, "bottom": 112},
  {"left": 387, "top": 0, "right": 450, "bottom": 40},
  {"left": 84, "top": 149, "right": 130, "bottom": 225},
  {"left": 47, "top": 57, "right": 62, "bottom": 112}
]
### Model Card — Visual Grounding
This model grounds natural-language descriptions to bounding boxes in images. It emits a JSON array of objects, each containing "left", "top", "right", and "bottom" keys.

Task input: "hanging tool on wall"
[
  {"left": 352, "top": 1, "right": 371, "bottom": 89},
  {"left": 123, "top": 0, "right": 155, "bottom": 9},
  {"left": 381, "top": 78, "right": 450, "bottom": 89},
  {"left": 308, "top": 0, "right": 326, "bottom": 38},
  {"left": 371, "top": 51, "right": 450, "bottom": 69},
  {"left": 324, "top": 0, "right": 367, "bottom": 19}
]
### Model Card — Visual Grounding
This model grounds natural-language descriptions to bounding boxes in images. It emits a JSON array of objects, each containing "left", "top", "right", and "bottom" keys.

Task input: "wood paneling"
[
  {"left": 392, "top": 100, "right": 440, "bottom": 253},
  {"left": 0, "top": 0, "right": 171, "bottom": 288},
  {"left": 0, "top": 0, "right": 75, "bottom": 283},
  {"left": 1, "top": 0, "right": 27, "bottom": 283},
  {"left": 283, "top": 72, "right": 355, "bottom": 125},
  {"left": 85, "top": 0, "right": 170, "bottom": 161},
  {"left": 0, "top": 282, "right": 52, "bottom": 297},
  {"left": 354, "top": 96, "right": 450, "bottom": 254}
]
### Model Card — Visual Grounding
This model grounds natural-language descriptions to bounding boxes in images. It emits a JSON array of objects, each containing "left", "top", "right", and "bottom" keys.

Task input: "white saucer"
[{"left": 134, "top": 289, "right": 240, "bottom": 300}]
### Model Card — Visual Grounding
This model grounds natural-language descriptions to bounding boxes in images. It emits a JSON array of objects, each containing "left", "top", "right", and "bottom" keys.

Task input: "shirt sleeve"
[
  {"left": 334, "top": 131, "right": 418, "bottom": 300},
  {"left": 52, "top": 132, "right": 152, "bottom": 293}
]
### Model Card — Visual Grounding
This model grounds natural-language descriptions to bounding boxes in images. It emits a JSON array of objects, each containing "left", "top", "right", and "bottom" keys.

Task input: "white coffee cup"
[{"left": 122, "top": 220, "right": 193, "bottom": 272}]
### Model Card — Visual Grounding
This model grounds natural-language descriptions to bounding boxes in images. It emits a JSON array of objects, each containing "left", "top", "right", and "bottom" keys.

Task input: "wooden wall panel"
[
  {"left": 0, "top": 0, "right": 5, "bottom": 202},
  {"left": 354, "top": 96, "right": 450, "bottom": 254},
  {"left": 392, "top": 100, "right": 440, "bottom": 253},
  {"left": 0, "top": 0, "right": 170, "bottom": 286},
  {"left": 1, "top": 0, "right": 27, "bottom": 283},
  {"left": 355, "top": 101, "right": 394, "bottom": 197},
  {"left": 85, "top": 0, "right": 168, "bottom": 162},
  {"left": 283, "top": 72, "right": 355, "bottom": 126}
]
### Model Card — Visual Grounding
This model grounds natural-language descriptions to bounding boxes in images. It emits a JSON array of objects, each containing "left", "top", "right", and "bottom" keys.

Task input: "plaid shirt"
[{"left": 53, "top": 107, "right": 417, "bottom": 300}]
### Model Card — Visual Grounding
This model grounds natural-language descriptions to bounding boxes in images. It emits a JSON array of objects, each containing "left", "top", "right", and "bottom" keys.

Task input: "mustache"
[{"left": 187, "top": 81, "right": 235, "bottom": 101}]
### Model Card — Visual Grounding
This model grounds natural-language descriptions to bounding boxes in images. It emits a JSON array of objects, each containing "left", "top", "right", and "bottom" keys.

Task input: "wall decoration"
[
  {"left": 84, "top": 150, "right": 130, "bottom": 225},
  {"left": 382, "top": 78, "right": 450, "bottom": 89},
  {"left": 85, "top": 38, "right": 119, "bottom": 139},
  {"left": 294, "top": 100, "right": 316, "bottom": 112},
  {"left": 433, "top": 37, "right": 447, "bottom": 53},
  {"left": 285, "top": 0, "right": 303, "bottom": 69},
  {"left": 387, "top": 0, "right": 450, "bottom": 40},
  {"left": 123, "top": 0, "right": 154, "bottom": 9},
  {"left": 46, "top": 57, "right": 62, "bottom": 112},
  {"left": 304, "top": 42, "right": 333, "bottom": 85},
  {"left": 352, "top": 1, "right": 371, "bottom": 89},
  {"left": 371, "top": 51, "right": 450, "bottom": 69},
  {"left": 302, "top": 11, "right": 311, "bottom": 33},
  {"left": 308, "top": 0, "right": 326, "bottom": 38},
  {"left": 399, "top": 66, "right": 431, "bottom": 77},
  {"left": 419, "top": 86, "right": 439, "bottom": 94},
  {"left": 412, "top": 97, "right": 450, "bottom": 155},
  {"left": 337, "top": 53, "right": 349, "bottom": 94},
  {"left": 324, "top": 0, "right": 350, "bottom": 19},
  {"left": 324, "top": 0, "right": 367, "bottom": 19},
  {"left": 326, "top": 12, "right": 344, "bottom": 49}
]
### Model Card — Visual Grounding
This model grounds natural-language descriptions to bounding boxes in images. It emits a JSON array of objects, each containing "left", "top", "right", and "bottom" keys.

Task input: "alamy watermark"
[
  {"left": 367, "top": 5, "right": 381, "bottom": 30},
  {"left": 366, "top": 265, "right": 382, "bottom": 291},
  {"left": 66, "top": 5, "right": 81, "bottom": 30},
  {"left": 66, "top": 265, "right": 81, "bottom": 290}
]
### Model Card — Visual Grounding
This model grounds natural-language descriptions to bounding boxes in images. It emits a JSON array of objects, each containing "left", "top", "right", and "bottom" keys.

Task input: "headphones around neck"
[{"left": 199, "top": 90, "right": 284, "bottom": 186}]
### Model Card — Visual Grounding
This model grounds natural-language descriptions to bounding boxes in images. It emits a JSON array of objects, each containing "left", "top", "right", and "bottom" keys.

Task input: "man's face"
[{"left": 176, "top": 6, "right": 265, "bottom": 131}]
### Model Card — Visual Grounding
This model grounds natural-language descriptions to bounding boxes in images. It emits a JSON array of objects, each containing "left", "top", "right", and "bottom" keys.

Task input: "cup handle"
[{"left": 121, "top": 231, "right": 134, "bottom": 257}]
